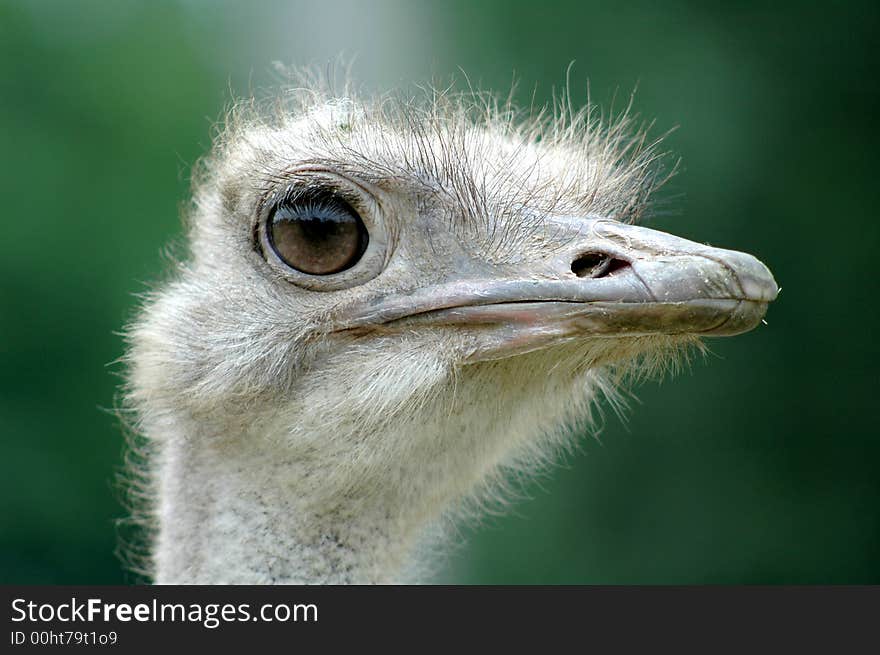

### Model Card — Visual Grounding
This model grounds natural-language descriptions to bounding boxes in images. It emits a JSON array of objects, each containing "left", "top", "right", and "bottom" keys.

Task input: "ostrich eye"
[{"left": 267, "top": 192, "right": 369, "bottom": 275}]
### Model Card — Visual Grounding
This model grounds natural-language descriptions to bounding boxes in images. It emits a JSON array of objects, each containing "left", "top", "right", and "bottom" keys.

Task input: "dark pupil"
[{"left": 268, "top": 195, "right": 368, "bottom": 275}]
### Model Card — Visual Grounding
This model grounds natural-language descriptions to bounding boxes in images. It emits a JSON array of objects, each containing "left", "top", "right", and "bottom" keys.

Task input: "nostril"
[
  {"left": 571, "top": 253, "right": 630, "bottom": 278},
  {"left": 571, "top": 253, "right": 605, "bottom": 277}
]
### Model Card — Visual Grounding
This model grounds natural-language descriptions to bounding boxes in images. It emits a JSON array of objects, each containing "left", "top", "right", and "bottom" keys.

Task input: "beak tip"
[{"left": 741, "top": 271, "right": 779, "bottom": 303}]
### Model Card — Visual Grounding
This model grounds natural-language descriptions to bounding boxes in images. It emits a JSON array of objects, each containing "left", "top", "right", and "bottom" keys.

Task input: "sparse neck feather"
[
  {"left": 154, "top": 418, "right": 435, "bottom": 584},
  {"left": 147, "top": 346, "right": 604, "bottom": 584}
]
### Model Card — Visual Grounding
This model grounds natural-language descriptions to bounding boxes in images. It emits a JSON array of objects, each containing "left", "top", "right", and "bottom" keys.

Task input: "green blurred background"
[{"left": 1, "top": 0, "right": 877, "bottom": 584}]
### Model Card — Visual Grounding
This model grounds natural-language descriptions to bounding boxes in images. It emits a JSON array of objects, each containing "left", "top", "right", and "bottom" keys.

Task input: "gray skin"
[{"left": 124, "top": 89, "right": 779, "bottom": 584}]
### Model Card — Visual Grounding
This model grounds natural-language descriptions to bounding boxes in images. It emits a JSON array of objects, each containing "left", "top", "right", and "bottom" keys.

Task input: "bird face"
[
  {"left": 125, "top": 91, "right": 781, "bottom": 527},
  {"left": 132, "top": 93, "right": 777, "bottom": 439},
  {"left": 238, "top": 104, "right": 777, "bottom": 371}
]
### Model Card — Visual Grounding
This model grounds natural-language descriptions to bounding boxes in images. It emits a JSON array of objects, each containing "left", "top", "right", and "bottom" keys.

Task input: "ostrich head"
[{"left": 124, "top": 80, "right": 777, "bottom": 583}]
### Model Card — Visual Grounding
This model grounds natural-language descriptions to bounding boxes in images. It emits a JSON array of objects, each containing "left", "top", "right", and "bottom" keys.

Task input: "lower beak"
[{"left": 337, "top": 217, "right": 778, "bottom": 360}]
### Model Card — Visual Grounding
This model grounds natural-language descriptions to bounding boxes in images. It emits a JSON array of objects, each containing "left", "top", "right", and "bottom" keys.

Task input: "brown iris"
[{"left": 267, "top": 192, "right": 369, "bottom": 275}]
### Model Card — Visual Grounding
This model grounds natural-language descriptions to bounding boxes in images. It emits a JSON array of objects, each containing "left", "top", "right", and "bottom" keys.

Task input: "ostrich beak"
[{"left": 338, "top": 217, "right": 778, "bottom": 361}]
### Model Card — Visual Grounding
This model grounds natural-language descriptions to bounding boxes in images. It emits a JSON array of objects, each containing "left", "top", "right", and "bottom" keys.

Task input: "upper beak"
[{"left": 336, "top": 216, "right": 778, "bottom": 360}]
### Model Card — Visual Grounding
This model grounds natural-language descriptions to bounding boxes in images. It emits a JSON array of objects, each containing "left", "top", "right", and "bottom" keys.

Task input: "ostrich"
[{"left": 122, "top": 79, "right": 778, "bottom": 584}]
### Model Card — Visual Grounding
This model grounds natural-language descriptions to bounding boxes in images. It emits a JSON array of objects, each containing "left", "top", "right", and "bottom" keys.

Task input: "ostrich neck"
[
  {"left": 149, "top": 349, "right": 594, "bottom": 584},
  {"left": 153, "top": 418, "right": 433, "bottom": 584}
]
